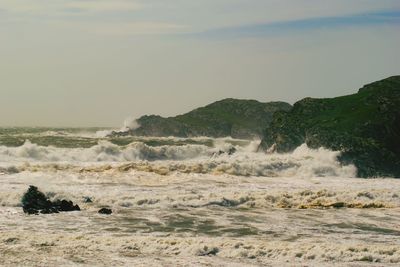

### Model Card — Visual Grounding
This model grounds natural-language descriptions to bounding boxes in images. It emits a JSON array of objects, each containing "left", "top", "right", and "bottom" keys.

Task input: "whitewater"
[{"left": 0, "top": 128, "right": 399, "bottom": 266}]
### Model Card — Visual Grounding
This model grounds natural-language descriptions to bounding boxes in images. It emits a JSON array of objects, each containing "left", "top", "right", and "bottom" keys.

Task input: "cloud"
[
  {"left": 191, "top": 10, "right": 400, "bottom": 39},
  {"left": 125, "top": 0, "right": 400, "bottom": 32},
  {"left": 84, "top": 21, "right": 188, "bottom": 35},
  {"left": 65, "top": 0, "right": 142, "bottom": 13},
  {"left": 0, "top": 0, "right": 185, "bottom": 35},
  {"left": 1, "top": 0, "right": 399, "bottom": 36},
  {"left": 0, "top": 0, "right": 142, "bottom": 16}
]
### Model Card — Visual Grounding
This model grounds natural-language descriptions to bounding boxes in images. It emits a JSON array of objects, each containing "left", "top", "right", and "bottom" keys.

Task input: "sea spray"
[
  {"left": 0, "top": 140, "right": 356, "bottom": 178},
  {"left": 0, "top": 131, "right": 399, "bottom": 266},
  {"left": 96, "top": 116, "right": 140, "bottom": 137}
]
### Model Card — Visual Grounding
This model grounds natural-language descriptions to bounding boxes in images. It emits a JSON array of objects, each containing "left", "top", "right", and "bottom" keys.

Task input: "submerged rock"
[
  {"left": 213, "top": 146, "right": 237, "bottom": 157},
  {"left": 227, "top": 146, "right": 237, "bottom": 155},
  {"left": 205, "top": 197, "right": 248, "bottom": 207},
  {"left": 83, "top": 197, "right": 93, "bottom": 203},
  {"left": 196, "top": 246, "right": 219, "bottom": 256},
  {"left": 52, "top": 199, "right": 81, "bottom": 212},
  {"left": 98, "top": 208, "right": 112, "bottom": 215},
  {"left": 21, "top": 186, "right": 80, "bottom": 215}
]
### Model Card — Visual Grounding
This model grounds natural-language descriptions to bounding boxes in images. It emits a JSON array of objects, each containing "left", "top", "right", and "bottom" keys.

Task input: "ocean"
[{"left": 0, "top": 127, "right": 399, "bottom": 266}]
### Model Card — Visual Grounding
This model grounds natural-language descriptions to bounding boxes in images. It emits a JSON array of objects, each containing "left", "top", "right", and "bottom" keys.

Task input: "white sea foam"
[
  {"left": 122, "top": 116, "right": 140, "bottom": 131},
  {"left": 0, "top": 141, "right": 357, "bottom": 178},
  {"left": 1, "top": 170, "right": 400, "bottom": 266},
  {"left": 0, "top": 140, "right": 210, "bottom": 162},
  {"left": 95, "top": 116, "right": 140, "bottom": 137},
  {"left": 1, "top": 131, "right": 399, "bottom": 266}
]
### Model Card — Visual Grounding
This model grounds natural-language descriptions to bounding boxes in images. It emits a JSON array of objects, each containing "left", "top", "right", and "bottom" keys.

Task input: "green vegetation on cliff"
[
  {"left": 259, "top": 76, "right": 400, "bottom": 177},
  {"left": 118, "top": 99, "right": 292, "bottom": 139}
]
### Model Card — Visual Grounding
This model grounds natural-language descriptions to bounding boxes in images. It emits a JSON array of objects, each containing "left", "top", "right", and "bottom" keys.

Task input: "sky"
[{"left": 0, "top": 0, "right": 399, "bottom": 127}]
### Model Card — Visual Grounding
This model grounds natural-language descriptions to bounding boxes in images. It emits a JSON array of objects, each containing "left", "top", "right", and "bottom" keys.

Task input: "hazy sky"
[{"left": 1, "top": 0, "right": 399, "bottom": 127}]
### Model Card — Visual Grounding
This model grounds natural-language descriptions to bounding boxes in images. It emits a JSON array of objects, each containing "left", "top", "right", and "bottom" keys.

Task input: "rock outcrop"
[
  {"left": 259, "top": 76, "right": 400, "bottom": 177},
  {"left": 112, "top": 99, "right": 292, "bottom": 139},
  {"left": 22, "top": 186, "right": 81, "bottom": 215},
  {"left": 98, "top": 208, "right": 112, "bottom": 215}
]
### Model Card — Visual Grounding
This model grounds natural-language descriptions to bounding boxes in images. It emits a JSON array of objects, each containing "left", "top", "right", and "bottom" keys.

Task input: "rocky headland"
[{"left": 259, "top": 76, "right": 400, "bottom": 177}]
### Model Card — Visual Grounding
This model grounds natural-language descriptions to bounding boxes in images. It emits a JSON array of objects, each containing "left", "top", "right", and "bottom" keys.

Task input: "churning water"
[{"left": 0, "top": 128, "right": 399, "bottom": 266}]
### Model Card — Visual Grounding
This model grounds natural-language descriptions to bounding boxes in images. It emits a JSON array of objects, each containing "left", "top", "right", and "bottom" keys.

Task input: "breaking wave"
[
  {"left": 0, "top": 140, "right": 357, "bottom": 178},
  {"left": 0, "top": 140, "right": 211, "bottom": 162}
]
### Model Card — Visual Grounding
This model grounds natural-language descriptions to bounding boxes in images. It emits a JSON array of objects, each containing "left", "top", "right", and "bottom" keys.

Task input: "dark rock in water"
[
  {"left": 22, "top": 186, "right": 53, "bottom": 214},
  {"left": 4, "top": 237, "right": 19, "bottom": 244},
  {"left": 329, "top": 202, "right": 346, "bottom": 208},
  {"left": 213, "top": 146, "right": 237, "bottom": 157},
  {"left": 216, "top": 150, "right": 225, "bottom": 156},
  {"left": 227, "top": 146, "right": 237, "bottom": 155},
  {"left": 98, "top": 208, "right": 112, "bottom": 215},
  {"left": 21, "top": 186, "right": 80, "bottom": 215},
  {"left": 205, "top": 197, "right": 248, "bottom": 207},
  {"left": 83, "top": 197, "right": 93, "bottom": 203},
  {"left": 53, "top": 199, "right": 81, "bottom": 212},
  {"left": 196, "top": 246, "right": 219, "bottom": 256}
]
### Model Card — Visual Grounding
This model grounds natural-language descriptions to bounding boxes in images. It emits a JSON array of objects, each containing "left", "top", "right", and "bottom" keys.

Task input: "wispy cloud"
[
  {"left": 0, "top": 0, "right": 183, "bottom": 35},
  {"left": 64, "top": 0, "right": 142, "bottom": 14},
  {"left": 191, "top": 10, "right": 400, "bottom": 39},
  {"left": 83, "top": 21, "right": 188, "bottom": 35},
  {"left": 1, "top": 0, "right": 399, "bottom": 36},
  {"left": 0, "top": 0, "right": 142, "bottom": 16}
]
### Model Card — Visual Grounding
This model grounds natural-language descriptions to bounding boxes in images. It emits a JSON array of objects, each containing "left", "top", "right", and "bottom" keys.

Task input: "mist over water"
[{"left": 0, "top": 128, "right": 399, "bottom": 266}]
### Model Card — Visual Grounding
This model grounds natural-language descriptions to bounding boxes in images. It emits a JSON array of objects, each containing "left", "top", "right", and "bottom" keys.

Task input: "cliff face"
[
  {"left": 259, "top": 76, "right": 400, "bottom": 177},
  {"left": 115, "top": 99, "right": 292, "bottom": 139}
]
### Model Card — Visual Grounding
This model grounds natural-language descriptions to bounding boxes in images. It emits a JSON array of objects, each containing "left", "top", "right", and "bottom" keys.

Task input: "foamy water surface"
[{"left": 0, "top": 128, "right": 399, "bottom": 266}]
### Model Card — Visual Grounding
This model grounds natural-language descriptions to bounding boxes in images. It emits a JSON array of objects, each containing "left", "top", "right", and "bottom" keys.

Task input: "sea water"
[{"left": 0, "top": 128, "right": 399, "bottom": 266}]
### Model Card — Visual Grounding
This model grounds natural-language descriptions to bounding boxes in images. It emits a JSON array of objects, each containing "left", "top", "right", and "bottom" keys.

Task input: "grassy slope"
[
  {"left": 260, "top": 76, "right": 400, "bottom": 177},
  {"left": 133, "top": 99, "right": 292, "bottom": 139}
]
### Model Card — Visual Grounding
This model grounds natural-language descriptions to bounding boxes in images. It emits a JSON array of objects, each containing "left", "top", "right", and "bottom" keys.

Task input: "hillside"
[
  {"left": 259, "top": 76, "right": 400, "bottom": 177},
  {"left": 114, "top": 99, "right": 292, "bottom": 139}
]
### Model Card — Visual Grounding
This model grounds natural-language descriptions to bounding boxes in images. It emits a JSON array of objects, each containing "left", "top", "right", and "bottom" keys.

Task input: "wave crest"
[
  {"left": 0, "top": 141, "right": 357, "bottom": 178},
  {"left": 0, "top": 140, "right": 212, "bottom": 162}
]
